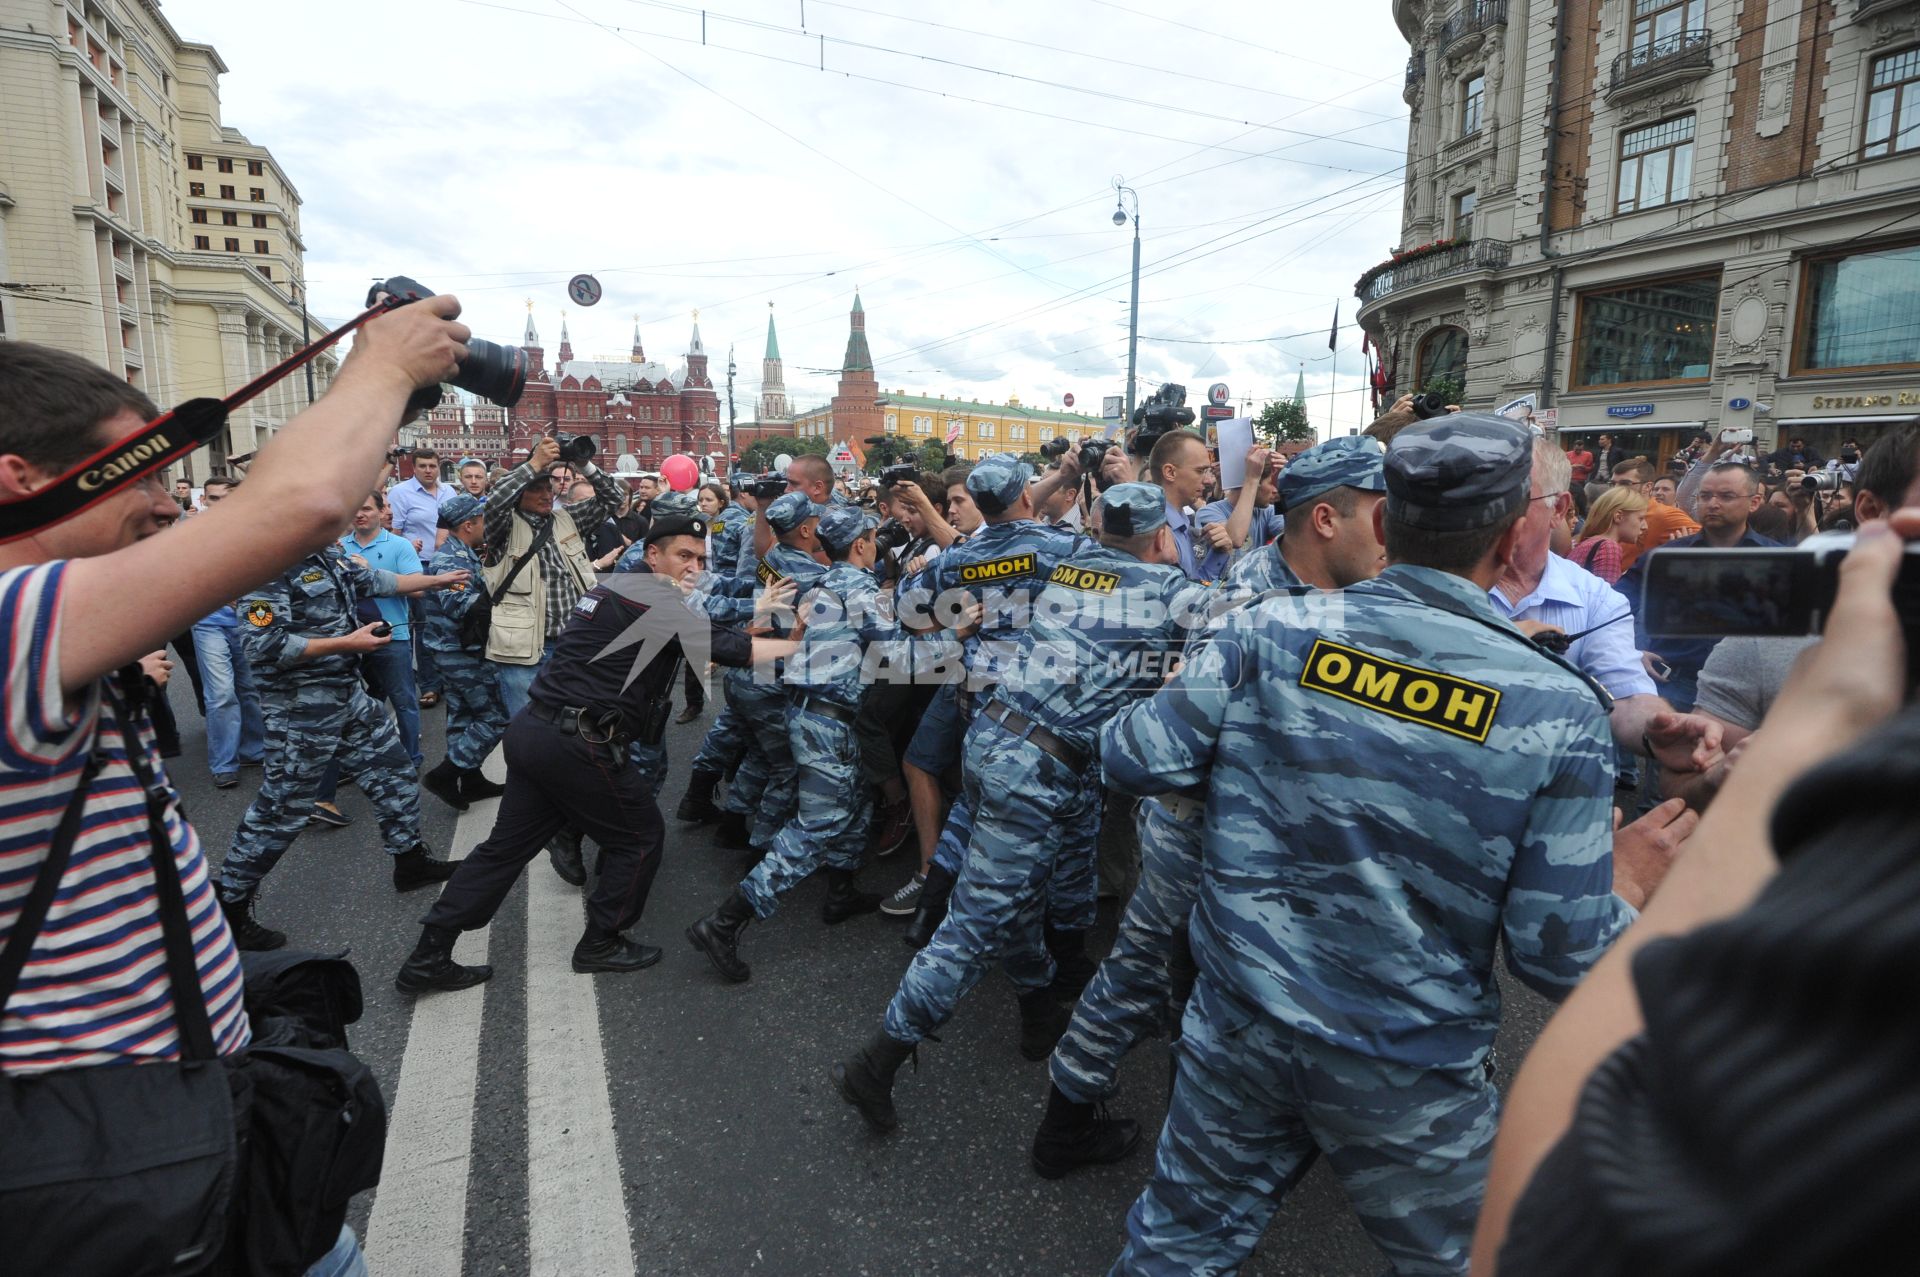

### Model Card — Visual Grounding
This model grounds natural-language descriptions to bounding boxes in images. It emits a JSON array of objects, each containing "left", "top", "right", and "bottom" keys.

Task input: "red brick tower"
[
  {"left": 830, "top": 291, "right": 881, "bottom": 447},
  {"left": 677, "top": 311, "right": 720, "bottom": 459}
]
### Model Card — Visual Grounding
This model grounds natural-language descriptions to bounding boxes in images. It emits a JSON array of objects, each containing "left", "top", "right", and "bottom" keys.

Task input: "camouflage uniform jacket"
[
  {"left": 239, "top": 545, "right": 399, "bottom": 694},
  {"left": 420, "top": 536, "right": 486, "bottom": 655},
  {"left": 1100, "top": 563, "right": 1627, "bottom": 1071},
  {"left": 709, "top": 502, "right": 753, "bottom": 580},
  {"left": 782, "top": 562, "right": 919, "bottom": 707},
  {"left": 899, "top": 518, "right": 1088, "bottom": 690}
]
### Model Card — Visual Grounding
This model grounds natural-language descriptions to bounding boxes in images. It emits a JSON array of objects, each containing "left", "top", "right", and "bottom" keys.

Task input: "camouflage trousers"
[
  {"left": 1113, "top": 976, "right": 1499, "bottom": 1277},
  {"left": 883, "top": 722, "right": 1096, "bottom": 1045},
  {"left": 435, "top": 650, "right": 510, "bottom": 772},
  {"left": 723, "top": 676, "right": 799, "bottom": 850},
  {"left": 1050, "top": 796, "right": 1203, "bottom": 1104},
  {"left": 717, "top": 670, "right": 769, "bottom": 816},
  {"left": 930, "top": 747, "right": 1102, "bottom": 933},
  {"left": 740, "top": 704, "right": 870, "bottom": 918},
  {"left": 628, "top": 736, "right": 670, "bottom": 800},
  {"left": 219, "top": 680, "right": 422, "bottom": 901},
  {"left": 689, "top": 698, "right": 749, "bottom": 778}
]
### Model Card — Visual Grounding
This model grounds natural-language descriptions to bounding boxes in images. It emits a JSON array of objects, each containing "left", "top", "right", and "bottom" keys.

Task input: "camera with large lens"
[
  {"left": 1409, "top": 392, "right": 1452, "bottom": 420},
  {"left": 1039, "top": 436, "right": 1073, "bottom": 462},
  {"left": 748, "top": 474, "right": 787, "bottom": 501},
  {"left": 879, "top": 463, "right": 920, "bottom": 487},
  {"left": 369, "top": 277, "right": 529, "bottom": 415},
  {"left": 552, "top": 432, "right": 596, "bottom": 465},
  {"left": 874, "top": 519, "right": 913, "bottom": 557},
  {"left": 1129, "top": 382, "right": 1195, "bottom": 456}
]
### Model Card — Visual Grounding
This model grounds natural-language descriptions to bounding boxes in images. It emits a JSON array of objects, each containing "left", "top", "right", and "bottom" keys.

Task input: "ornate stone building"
[{"left": 1360, "top": 0, "right": 1920, "bottom": 461}]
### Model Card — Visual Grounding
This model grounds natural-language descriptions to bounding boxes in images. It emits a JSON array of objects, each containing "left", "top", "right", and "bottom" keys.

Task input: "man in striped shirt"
[{"left": 0, "top": 309, "right": 464, "bottom": 1083}]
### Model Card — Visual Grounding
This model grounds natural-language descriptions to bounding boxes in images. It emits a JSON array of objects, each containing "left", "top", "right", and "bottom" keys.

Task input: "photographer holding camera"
[
  {"left": 0, "top": 295, "right": 468, "bottom": 1275},
  {"left": 482, "top": 433, "right": 624, "bottom": 716}
]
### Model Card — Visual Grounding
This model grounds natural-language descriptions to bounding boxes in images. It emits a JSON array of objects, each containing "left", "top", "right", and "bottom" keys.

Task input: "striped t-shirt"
[{"left": 0, "top": 561, "right": 251, "bottom": 1075}]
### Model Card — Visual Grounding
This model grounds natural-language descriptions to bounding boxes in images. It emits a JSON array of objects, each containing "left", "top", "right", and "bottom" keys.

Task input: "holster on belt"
[{"left": 631, "top": 696, "right": 671, "bottom": 747}]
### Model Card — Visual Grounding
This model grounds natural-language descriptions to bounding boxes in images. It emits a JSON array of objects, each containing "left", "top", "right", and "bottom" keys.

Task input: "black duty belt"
[
  {"left": 793, "top": 694, "right": 858, "bottom": 724},
  {"left": 527, "top": 698, "right": 629, "bottom": 746},
  {"left": 983, "top": 700, "right": 1088, "bottom": 772}
]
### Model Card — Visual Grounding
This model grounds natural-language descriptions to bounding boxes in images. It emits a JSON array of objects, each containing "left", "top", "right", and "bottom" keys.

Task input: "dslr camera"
[
  {"left": 1409, "top": 392, "right": 1452, "bottom": 420},
  {"left": 879, "top": 463, "right": 920, "bottom": 488},
  {"left": 551, "top": 432, "right": 596, "bottom": 465},
  {"left": 874, "top": 519, "right": 913, "bottom": 557},
  {"left": 370, "top": 276, "right": 529, "bottom": 415},
  {"left": 1640, "top": 535, "right": 1920, "bottom": 640},
  {"left": 1129, "top": 383, "right": 1195, "bottom": 456}
]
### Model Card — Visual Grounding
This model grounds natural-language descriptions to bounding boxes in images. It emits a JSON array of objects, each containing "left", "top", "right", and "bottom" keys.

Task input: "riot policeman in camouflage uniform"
[
  {"left": 688, "top": 506, "right": 935, "bottom": 981},
  {"left": 833, "top": 483, "right": 1209, "bottom": 1135},
  {"left": 217, "top": 539, "right": 470, "bottom": 950},
  {"left": 1101, "top": 414, "right": 1638, "bottom": 1276},
  {"left": 674, "top": 474, "right": 759, "bottom": 824},
  {"left": 420, "top": 493, "right": 510, "bottom": 811},
  {"left": 1033, "top": 436, "right": 1390, "bottom": 1179}
]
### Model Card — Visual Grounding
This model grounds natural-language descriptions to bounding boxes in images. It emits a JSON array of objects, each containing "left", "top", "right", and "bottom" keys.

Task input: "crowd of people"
[{"left": 1, "top": 294, "right": 1916, "bottom": 1277}]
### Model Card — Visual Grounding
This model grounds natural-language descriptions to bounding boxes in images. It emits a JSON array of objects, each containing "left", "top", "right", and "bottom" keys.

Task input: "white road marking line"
[
  {"left": 526, "top": 863, "right": 636, "bottom": 1277},
  {"left": 364, "top": 760, "right": 504, "bottom": 1277}
]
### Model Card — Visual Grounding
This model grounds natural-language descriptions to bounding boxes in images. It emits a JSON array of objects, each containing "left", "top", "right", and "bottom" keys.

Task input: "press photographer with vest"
[
  {"left": 0, "top": 296, "right": 470, "bottom": 1277},
  {"left": 482, "top": 434, "right": 624, "bottom": 716}
]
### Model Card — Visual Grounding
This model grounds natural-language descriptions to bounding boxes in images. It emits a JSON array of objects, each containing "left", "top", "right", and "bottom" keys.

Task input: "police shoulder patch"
[
  {"left": 958, "top": 552, "right": 1037, "bottom": 584},
  {"left": 1048, "top": 564, "right": 1119, "bottom": 594},
  {"left": 574, "top": 596, "right": 601, "bottom": 616},
  {"left": 1297, "top": 637, "right": 1500, "bottom": 744},
  {"left": 757, "top": 560, "right": 788, "bottom": 587},
  {"left": 299, "top": 570, "right": 325, "bottom": 584},
  {"left": 243, "top": 601, "right": 275, "bottom": 628}
]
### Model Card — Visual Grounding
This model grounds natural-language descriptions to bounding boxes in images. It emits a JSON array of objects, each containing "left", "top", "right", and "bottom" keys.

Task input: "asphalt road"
[{"left": 164, "top": 677, "right": 1555, "bottom": 1276}]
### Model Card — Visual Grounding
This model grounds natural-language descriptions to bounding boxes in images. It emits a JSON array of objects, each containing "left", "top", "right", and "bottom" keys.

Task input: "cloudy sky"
[{"left": 163, "top": 0, "right": 1410, "bottom": 436}]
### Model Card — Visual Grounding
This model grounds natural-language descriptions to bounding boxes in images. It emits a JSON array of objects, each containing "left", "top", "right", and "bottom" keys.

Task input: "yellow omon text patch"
[
  {"left": 1298, "top": 638, "right": 1500, "bottom": 744},
  {"left": 958, "top": 553, "right": 1036, "bottom": 584},
  {"left": 756, "top": 560, "right": 788, "bottom": 588},
  {"left": 1048, "top": 564, "right": 1119, "bottom": 594}
]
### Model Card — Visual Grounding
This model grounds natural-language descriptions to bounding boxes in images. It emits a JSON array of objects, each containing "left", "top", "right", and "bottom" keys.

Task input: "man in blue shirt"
[
  {"left": 387, "top": 447, "right": 458, "bottom": 709},
  {"left": 1195, "top": 441, "right": 1281, "bottom": 570},
  {"left": 337, "top": 490, "right": 425, "bottom": 766},
  {"left": 1145, "top": 429, "right": 1223, "bottom": 581}
]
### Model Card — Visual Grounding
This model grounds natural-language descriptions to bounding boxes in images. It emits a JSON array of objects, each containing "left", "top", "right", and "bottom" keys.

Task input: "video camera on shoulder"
[
  {"left": 1640, "top": 537, "right": 1920, "bottom": 638},
  {"left": 1129, "top": 383, "right": 1194, "bottom": 456},
  {"left": 747, "top": 473, "right": 787, "bottom": 501}
]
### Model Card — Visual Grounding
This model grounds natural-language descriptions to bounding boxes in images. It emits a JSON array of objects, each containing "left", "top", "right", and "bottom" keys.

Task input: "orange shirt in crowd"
[{"left": 1617, "top": 500, "right": 1700, "bottom": 572}]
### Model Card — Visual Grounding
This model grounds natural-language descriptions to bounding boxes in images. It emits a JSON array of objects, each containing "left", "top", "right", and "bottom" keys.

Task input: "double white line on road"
[{"left": 365, "top": 761, "right": 635, "bottom": 1277}]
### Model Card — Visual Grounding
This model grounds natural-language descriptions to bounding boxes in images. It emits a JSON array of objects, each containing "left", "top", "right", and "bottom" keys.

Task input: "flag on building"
[{"left": 1327, "top": 300, "right": 1340, "bottom": 352}]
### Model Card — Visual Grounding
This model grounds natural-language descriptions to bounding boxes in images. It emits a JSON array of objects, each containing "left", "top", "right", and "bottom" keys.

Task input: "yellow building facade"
[
  {"left": 793, "top": 390, "right": 1106, "bottom": 463},
  {"left": 0, "top": 0, "right": 330, "bottom": 475}
]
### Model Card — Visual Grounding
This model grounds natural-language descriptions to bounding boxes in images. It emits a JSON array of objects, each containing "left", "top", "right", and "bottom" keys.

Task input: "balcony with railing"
[
  {"left": 1608, "top": 28, "right": 1713, "bottom": 99},
  {"left": 1440, "top": 1, "right": 1508, "bottom": 53},
  {"left": 1356, "top": 239, "right": 1511, "bottom": 306},
  {"left": 1404, "top": 51, "right": 1425, "bottom": 103}
]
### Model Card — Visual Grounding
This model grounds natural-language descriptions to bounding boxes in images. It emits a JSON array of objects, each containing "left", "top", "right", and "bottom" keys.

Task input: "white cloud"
[{"left": 162, "top": 0, "right": 1408, "bottom": 437}]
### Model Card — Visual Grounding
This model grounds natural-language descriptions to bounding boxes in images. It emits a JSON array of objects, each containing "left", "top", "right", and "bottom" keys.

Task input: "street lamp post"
[
  {"left": 726, "top": 345, "right": 738, "bottom": 471},
  {"left": 1112, "top": 177, "right": 1141, "bottom": 424}
]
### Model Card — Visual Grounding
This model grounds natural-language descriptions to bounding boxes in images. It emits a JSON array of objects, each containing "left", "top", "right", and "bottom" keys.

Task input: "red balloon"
[{"left": 661, "top": 454, "right": 699, "bottom": 491}]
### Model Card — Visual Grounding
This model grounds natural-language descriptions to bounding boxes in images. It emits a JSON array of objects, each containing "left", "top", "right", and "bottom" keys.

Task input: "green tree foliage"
[
  {"left": 1254, "top": 398, "right": 1315, "bottom": 447},
  {"left": 736, "top": 434, "right": 827, "bottom": 474}
]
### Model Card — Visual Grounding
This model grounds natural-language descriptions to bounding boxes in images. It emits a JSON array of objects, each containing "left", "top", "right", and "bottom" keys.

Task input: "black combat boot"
[
  {"left": 572, "top": 929, "right": 663, "bottom": 974},
  {"left": 1017, "top": 986, "right": 1073, "bottom": 1061},
  {"left": 1045, "top": 926, "right": 1099, "bottom": 1000},
  {"left": 831, "top": 1030, "right": 917, "bottom": 1134},
  {"left": 459, "top": 769, "right": 506, "bottom": 802},
  {"left": 676, "top": 768, "right": 723, "bottom": 824},
  {"left": 547, "top": 826, "right": 586, "bottom": 886},
  {"left": 421, "top": 759, "right": 468, "bottom": 811},
  {"left": 820, "top": 867, "right": 882, "bottom": 925},
  {"left": 901, "top": 862, "right": 956, "bottom": 950},
  {"left": 1029, "top": 1082, "right": 1141, "bottom": 1179},
  {"left": 685, "top": 889, "right": 755, "bottom": 982},
  {"left": 714, "top": 808, "right": 752, "bottom": 849},
  {"left": 220, "top": 892, "right": 286, "bottom": 952},
  {"left": 395, "top": 923, "right": 494, "bottom": 995},
  {"left": 392, "top": 843, "right": 461, "bottom": 892}
]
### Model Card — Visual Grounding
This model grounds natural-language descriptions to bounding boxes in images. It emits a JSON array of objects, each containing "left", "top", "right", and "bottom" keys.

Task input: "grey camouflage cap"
[
  {"left": 1384, "top": 411, "right": 1534, "bottom": 531},
  {"left": 765, "top": 489, "right": 825, "bottom": 534},
  {"left": 649, "top": 490, "right": 698, "bottom": 518},
  {"left": 1276, "top": 436, "right": 1387, "bottom": 513},
  {"left": 437, "top": 493, "right": 485, "bottom": 529},
  {"left": 965, "top": 453, "right": 1033, "bottom": 511},
  {"left": 727, "top": 471, "right": 749, "bottom": 494},
  {"left": 817, "top": 506, "right": 879, "bottom": 553},
  {"left": 1096, "top": 482, "right": 1170, "bottom": 536}
]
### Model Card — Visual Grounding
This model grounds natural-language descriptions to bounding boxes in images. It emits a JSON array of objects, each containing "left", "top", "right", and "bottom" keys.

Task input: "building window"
[
  {"left": 193, "top": 235, "right": 209, "bottom": 250},
  {"left": 260, "top": 266, "right": 271, "bottom": 279},
  {"left": 1452, "top": 190, "right": 1477, "bottom": 239},
  {"left": 1794, "top": 239, "right": 1920, "bottom": 373},
  {"left": 247, "top": 159, "right": 264, "bottom": 176},
  {"left": 189, "top": 181, "right": 205, "bottom": 196},
  {"left": 975, "top": 420, "right": 996, "bottom": 439},
  {"left": 1617, "top": 116, "right": 1694, "bottom": 214},
  {"left": 913, "top": 415, "right": 931, "bottom": 435},
  {"left": 249, "top": 187, "right": 264, "bottom": 201},
  {"left": 217, "top": 157, "right": 233, "bottom": 173},
  {"left": 221, "top": 211, "right": 238, "bottom": 225},
  {"left": 219, "top": 184, "right": 235, "bottom": 200},
  {"left": 1630, "top": 0, "right": 1706, "bottom": 63},
  {"left": 1416, "top": 327, "right": 1469, "bottom": 393},
  {"left": 1008, "top": 423, "right": 1026, "bottom": 441},
  {"left": 186, "top": 154, "right": 202, "bottom": 170},
  {"left": 251, "top": 213, "right": 267, "bottom": 228},
  {"left": 639, "top": 435, "right": 654, "bottom": 455},
  {"left": 1573, "top": 273, "right": 1718, "bottom": 387},
  {"left": 223, "top": 237, "right": 240, "bottom": 251},
  {"left": 885, "top": 413, "right": 897, "bottom": 431},
  {"left": 253, "top": 240, "right": 269, "bottom": 254},
  {"left": 1863, "top": 47, "right": 1920, "bottom": 160},
  {"left": 1460, "top": 74, "right": 1484, "bottom": 136},
  {"left": 190, "top": 208, "right": 208, "bottom": 224}
]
